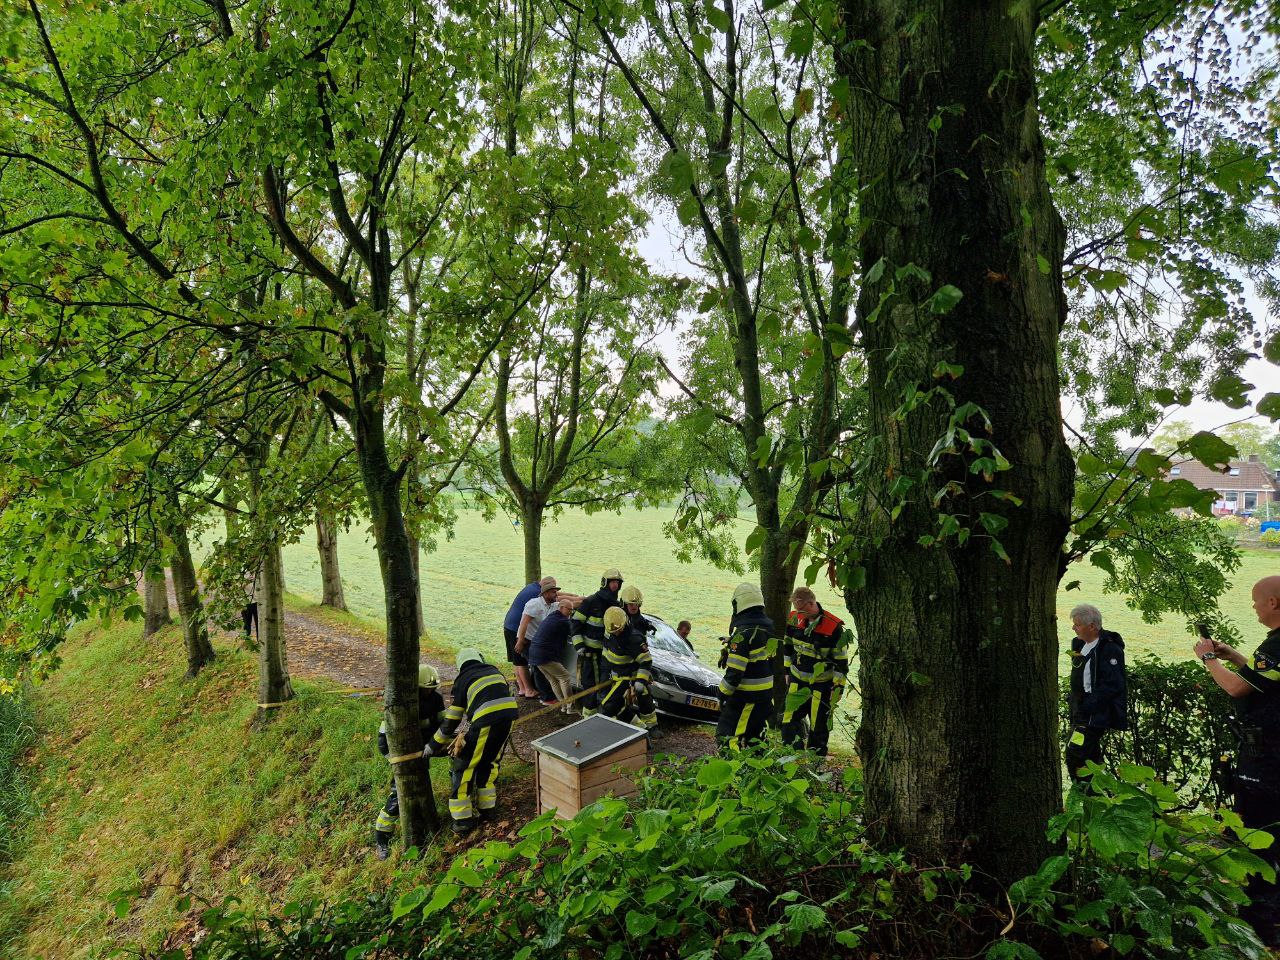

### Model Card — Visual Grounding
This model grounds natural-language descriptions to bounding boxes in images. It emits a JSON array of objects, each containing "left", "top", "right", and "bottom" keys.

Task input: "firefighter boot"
[{"left": 372, "top": 829, "right": 392, "bottom": 860}]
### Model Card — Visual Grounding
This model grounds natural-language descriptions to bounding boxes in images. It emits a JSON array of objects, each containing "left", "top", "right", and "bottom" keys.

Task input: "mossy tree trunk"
[
  {"left": 316, "top": 511, "right": 347, "bottom": 611},
  {"left": 142, "top": 568, "right": 171, "bottom": 639},
  {"left": 169, "top": 518, "right": 215, "bottom": 679},
  {"left": 839, "top": 0, "right": 1075, "bottom": 884}
]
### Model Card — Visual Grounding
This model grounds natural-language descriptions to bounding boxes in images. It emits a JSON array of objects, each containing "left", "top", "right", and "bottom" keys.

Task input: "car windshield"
[{"left": 643, "top": 616, "right": 695, "bottom": 658}]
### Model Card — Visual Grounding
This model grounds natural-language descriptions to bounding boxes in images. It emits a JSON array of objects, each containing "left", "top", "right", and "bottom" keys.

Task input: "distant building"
[{"left": 1169, "top": 454, "right": 1280, "bottom": 515}]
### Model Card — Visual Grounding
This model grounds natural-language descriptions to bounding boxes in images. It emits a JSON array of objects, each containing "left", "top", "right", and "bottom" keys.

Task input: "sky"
[{"left": 638, "top": 211, "right": 1280, "bottom": 441}]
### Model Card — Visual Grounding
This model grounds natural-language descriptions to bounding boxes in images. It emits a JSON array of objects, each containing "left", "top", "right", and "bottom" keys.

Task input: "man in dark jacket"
[
  {"left": 426, "top": 649, "right": 519, "bottom": 835},
  {"left": 715, "top": 583, "right": 776, "bottom": 750},
  {"left": 1192, "top": 576, "right": 1280, "bottom": 947},
  {"left": 1065, "top": 603, "right": 1127, "bottom": 785},
  {"left": 529, "top": 598, "right": 576, "bottom": 713},
  {"left": 570, "top": 568, "right": 622, "bottom": 717},
  {"left": 372, "top": 664, "right": 446, "bottom": 859}
]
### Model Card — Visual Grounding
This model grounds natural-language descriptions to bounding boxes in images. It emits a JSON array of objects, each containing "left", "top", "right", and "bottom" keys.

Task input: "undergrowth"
[
  {"left": 133, "top": 751, "right": 1275, "bottom": 960},
  {"left": 0, "top": 618, "right": 498, "bottom": 960}
]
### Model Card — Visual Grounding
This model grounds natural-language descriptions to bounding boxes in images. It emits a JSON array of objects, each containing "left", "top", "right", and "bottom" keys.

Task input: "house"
[{"left": 1169, "top": 454, "right": 1280, "bottom": 515}]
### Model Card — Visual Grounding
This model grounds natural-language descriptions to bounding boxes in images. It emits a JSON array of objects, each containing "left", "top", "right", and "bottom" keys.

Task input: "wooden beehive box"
[{"left": 530, "top": 715, "right": 649, "bottom": 819}]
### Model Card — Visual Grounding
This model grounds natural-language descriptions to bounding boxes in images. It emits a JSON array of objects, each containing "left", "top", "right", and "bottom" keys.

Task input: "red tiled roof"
[{"left": 1169, "top": 457, "right": 1280, "bottom": 493}]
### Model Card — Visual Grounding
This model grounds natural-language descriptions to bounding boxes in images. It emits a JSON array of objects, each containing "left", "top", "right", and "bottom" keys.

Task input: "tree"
[
  {"left": 828, "top": 0, "right": 1075, "bottom": 882},
  {"left": 581, "top": 0, "right": 859, "bottom": 642},
  {"left": 141, "top": 567, "right": 171, "bottom": 640}
]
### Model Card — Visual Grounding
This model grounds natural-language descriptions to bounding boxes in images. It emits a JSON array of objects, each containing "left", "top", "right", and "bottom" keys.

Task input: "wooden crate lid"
[{"left": 530, "top": 715, "right": 648, "bottom": 768}]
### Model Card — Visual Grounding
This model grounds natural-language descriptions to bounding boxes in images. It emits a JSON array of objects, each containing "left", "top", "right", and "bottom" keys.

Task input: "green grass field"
[{"left": 282, "top": 506, "right": 1280, "bottom": 680}]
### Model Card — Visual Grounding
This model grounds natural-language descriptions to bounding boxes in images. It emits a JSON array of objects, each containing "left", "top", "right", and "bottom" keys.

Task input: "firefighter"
[
  {"left": 425, "top": 648, "right": 518, "bottom": 835},
  {"left": 715, "top": 583, "right": 776, "bottom": 750},
  {"left": 599, "top": 606, "right": 658, "bottom": 730},
  {"left": 571, "top": 568, "right": 623, "bottom": 717},
  {"left": 780, "top": 586, "right": 851, "bottom": 756},
  {"left": 372, "top": 664, "right": 446, "bottom": 859},
  {"left": 1192, "top": 576, "right": 1280, "bottom": 947},
  {"left": 619, "top": 584, "right": 653, "bottom": 637}
]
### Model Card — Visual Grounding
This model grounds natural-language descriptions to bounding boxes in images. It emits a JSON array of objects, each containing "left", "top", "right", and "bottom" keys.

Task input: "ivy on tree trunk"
[{"left": 839, "top": 0, "right": 1075, "bottom": 884}]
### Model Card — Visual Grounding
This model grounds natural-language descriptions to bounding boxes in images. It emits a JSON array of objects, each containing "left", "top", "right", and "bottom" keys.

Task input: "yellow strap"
[
  {"left": 387, "top": 751, "right": 424, "bottom": 764},
  {"left": 257, "top": 701, "right": 289, "bottom": 709}
]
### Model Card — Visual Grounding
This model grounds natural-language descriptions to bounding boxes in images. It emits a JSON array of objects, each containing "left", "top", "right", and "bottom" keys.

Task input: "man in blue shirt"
[{"left": 504, "top": 580, "right": 543, "bottom": 699}]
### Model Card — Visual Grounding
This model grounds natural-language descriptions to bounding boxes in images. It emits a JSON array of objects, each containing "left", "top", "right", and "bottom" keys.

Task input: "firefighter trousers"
[
  {"left": 576, "top": 650, "right": 604, "bottom": 716},
  {"left": 716, "top": 697, "right": 768, "bottom": 750},
  {"left": 781, "top": 681, "right": 836, "bottom": 756},
  {"left": 600, "top": 676, "right": 657, "bottom": 729},
  {"left": 448, "top": 718, "right": 512, "bottom": 823}
]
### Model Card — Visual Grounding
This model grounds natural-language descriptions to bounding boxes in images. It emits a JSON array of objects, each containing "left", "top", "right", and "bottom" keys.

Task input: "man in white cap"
[{"left": 513, "top": 576, "right": 560, "bottom": 699}]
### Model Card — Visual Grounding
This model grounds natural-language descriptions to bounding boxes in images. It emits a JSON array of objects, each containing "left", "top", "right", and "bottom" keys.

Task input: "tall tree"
[{"left": 832, "top": 0, "right": 1075, "bottom": 881}]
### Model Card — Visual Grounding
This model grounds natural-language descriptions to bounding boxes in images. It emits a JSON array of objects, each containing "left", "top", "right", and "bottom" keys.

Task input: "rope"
[{"left": 256, "top": 701, "right": 289, "bottom": 709}]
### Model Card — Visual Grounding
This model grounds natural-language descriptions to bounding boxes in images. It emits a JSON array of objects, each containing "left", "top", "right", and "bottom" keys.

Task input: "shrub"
[
  {"left": 145, "top": 750, "right": 986, "bottom": 960},
  {"left": 1060, "top": 654, "right": 1236, "bottom": 806},
  {"left": 991, "top": 763, "right": 1274, "bottom": 959}
]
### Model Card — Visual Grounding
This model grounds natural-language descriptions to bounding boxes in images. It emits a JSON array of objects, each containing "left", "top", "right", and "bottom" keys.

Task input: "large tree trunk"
[
  {"left": 359, "top": 415, "right": 440, "bottom": 844},
  {"left": 521, "top": 500, "right": 544, "bottom": 584},
  {"left": 253, "top": 538, "right": 294, "bottom": 727},
  {"left": 169, "top": 521, "right": 216, "bottom": 679},
  {"left": 839, "top": 0, "right": 1074, "bottom": 884},
  {"left": 316, "top": 511, "right": 347, "bottom": 610},
  {"left": 142, "top": 568, "right": 171, "bottom": 639}
]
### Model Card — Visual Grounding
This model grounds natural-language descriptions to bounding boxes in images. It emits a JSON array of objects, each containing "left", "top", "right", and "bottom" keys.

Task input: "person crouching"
[
  {"left": 372, "top": 664, "right": 446, "bottom": 859},
  {"left": 426, "top": 648, "right": 519, "bottom": 835}
]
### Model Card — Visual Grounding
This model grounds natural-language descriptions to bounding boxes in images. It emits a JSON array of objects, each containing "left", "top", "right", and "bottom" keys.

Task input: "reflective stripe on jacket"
[
  {"left": 433, "top": 662, "right": 518, "bottom": 746},
  {"left": 784, "top": 606, "right": 850, "bottom": 686},
  {"left": 720, "top": 608, "right": 776, "bottom": 701}
]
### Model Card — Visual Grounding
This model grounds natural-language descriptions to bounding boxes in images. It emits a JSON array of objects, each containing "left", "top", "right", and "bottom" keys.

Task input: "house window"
[
  {"left": 1225, "top": 490, "right": 1239, "bottom": 502},
  {"left": 1229, "top": 468, "right": 1241, "bottom": 476},
  {"left": 1245, "top": 492, "right": 1258, "bottom": 510},
  {"left": 1170, "top": 467, "right": 1181, "bottom": 476}
]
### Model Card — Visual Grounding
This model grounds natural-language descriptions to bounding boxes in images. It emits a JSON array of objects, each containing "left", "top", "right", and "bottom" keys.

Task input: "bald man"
[{"left": 1193, "top": 576, "right": 1280, "bottom": 947}]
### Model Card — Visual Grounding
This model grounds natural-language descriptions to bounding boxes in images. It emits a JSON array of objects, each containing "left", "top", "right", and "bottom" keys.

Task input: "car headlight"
[{"left": 649, "top": 666, "right": 676, "bottom": 685}]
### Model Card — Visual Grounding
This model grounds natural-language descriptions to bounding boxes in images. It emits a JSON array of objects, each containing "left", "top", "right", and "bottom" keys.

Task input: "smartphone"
[{"left": 1196, "top": 622, "right": 1212, "bottom": 640}]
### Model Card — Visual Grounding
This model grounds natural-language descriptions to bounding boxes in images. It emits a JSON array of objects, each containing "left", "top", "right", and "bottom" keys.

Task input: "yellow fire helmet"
[
  {"left": 619, "top": 585, "right": 643, "bottom": 606},
  {"left": 418, "top": 664, "right": 440, "bottom": 689},
  {"left": 603, "top": 606, "right": 628, "bottom": 635},
  {"left": 601, "top": 568, "right": 624, "bottom": 587},
  {"left": 732, "top": 582, "right": 765, "bottom": 614}
]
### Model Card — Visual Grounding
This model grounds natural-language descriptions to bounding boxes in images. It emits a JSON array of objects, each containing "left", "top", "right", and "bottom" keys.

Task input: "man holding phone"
[{"left": 1193, "top": 577, "right": 1280, "bottom": 947}]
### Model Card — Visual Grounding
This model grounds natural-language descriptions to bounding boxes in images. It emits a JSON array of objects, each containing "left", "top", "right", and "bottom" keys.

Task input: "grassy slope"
[{"left": 0, "top": 617, "right": 500, "bottom": 960}]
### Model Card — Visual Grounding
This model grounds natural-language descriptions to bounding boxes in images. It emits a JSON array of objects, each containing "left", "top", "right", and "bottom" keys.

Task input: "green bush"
[
  {"left": 1060, "top": 654, "right": 1236, "bottom": 806},
  {"left": 0, "top": 681, "right": 36, "bottom": 865},
  {"left": 990, "top": 763, "right": 1274, "bottom": 959},
  {"left": 143, "top": 750, "right": 984, "bottom": 959}
]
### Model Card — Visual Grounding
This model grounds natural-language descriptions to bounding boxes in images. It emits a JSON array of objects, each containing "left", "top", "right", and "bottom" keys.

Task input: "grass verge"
[{"left": 0, "top": 618, "right": 509, "bottom": 960}]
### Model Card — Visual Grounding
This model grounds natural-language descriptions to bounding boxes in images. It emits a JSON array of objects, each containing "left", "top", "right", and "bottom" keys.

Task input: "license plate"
[{"left": 687, "top": 695, "right": 719, "bottom": 711}]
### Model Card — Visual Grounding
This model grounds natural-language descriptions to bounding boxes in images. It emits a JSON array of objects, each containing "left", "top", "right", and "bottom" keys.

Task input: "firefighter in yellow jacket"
[
  {"left": 425, "top": 648, "right": 519, "bottom": 835},
  {"left": 715, "top": 583, "right": 776, "bottom": 750},
  {"left": 599, "top": 606, "right": 658, "bottom": 730},
  {"left": 781, "top": 586, "right": 850, "bottom": 756}
]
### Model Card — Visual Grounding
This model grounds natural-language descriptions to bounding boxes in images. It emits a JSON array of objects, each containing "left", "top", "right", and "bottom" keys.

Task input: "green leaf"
[
  {"left": 1042, "top": 20, "right": 1075, "bottom": 52},
  {"left": 625, "top": 909, "right": 658, "bottom": 937},
  {"left": 1208, "top": 372, "right": 1253, "bottom": 409},
  {"left": 865, "top": 257, "right": 886, "bottom": 284},
  {"left": 744, "top": 525, "right": 768, "bottom": 556},
  {"left": 1257, "top": 392, "right": 1280, "bottom": 420},
  {"left": 783, "top": 903, "right": 827, "bottom": 932},
  {"left": 392, "top": 886, "right": 428, "bottom": 921},
  {"left": 1088, "top": 796, "right": 1154, "bottom": 859},
  {"left": 696, "top": 758, "right": 735, "bottom": 787},
  {"left": 659, "top": 150, "right": 695, "bottom": 192},
  {"left": 1184, "top": 431, "right": 1236, "bottom": 470},
  {"left": 705, "top": 3, "right": 730, "bottom": 32}
]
